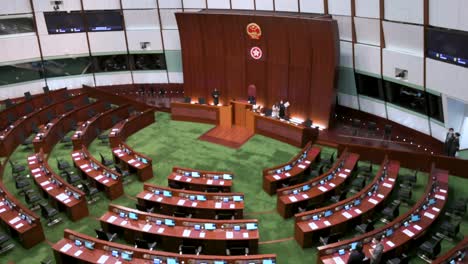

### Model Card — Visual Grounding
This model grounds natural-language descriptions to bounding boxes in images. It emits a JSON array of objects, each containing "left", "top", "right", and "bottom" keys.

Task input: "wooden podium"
[{"left": 231, "top": 100, "right": 253, "bottom": 128}]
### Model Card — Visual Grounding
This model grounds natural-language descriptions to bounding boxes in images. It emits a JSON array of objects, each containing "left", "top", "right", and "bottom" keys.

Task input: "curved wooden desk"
[
  {"left": 432, "top": 236, "right": 468, "bottom": 264},
  {"left": 100, "top": 204, "right": 259, "bottom": 255},
  {"left": 276, "top": 151, "right": 359, "bottom": 218},
  {"left": 72, "top": 104, "right": 131, "bottom": 149},
  {"left": 112, "top": 142, "right": 153, "bottom": 182},
  {"left": 168, "top": 167, "right": 234, "bottom": 192},
  {"left": 109, "top": 109, "right": 155, "bottom": 148},
  {"left": 53, "top": 229, "right": 277, "bottom": 264},
  {"left": 33, "top": 101, "right": 107, "bottom": 153},
  {"left": 72, "top": 147, "right": 124, "bottom": 200},
  {"left": 27, "top": 151, "right": 88, "bottom": 221},
  {"left": 294, "top": 159, "right": 399, "bottom": 248},
  {"left": 317, "top": 165, "right": 449, "bottom": 263},
  {"left": 137, "top": 184, "right": 244, "bottom": 219},
  {"left": 263, "top": 142, "right": 320, "bottom": 195},
  {"left": 171, "top": 102, "right": 220, "bottom": 125}
]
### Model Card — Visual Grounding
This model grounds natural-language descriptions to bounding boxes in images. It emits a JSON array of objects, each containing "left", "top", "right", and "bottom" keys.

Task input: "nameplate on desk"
[
  {"left": 114, "top": 149, "right": 121, "bottom": 154},
  {"left": 72, "top": 153, "right": 80, "bottom": 157},
  {"left": 273, "top": 175, "right": 281, "bottom": 180},
  {"left": 177, "top": 199, "right": 185, "bottom": 206},
  {"left": 135, "top": 163, "right": 141, "bottom": 167},
  {"left": 56, "top": 193, "right": 69, "bottom": 201},
  {"left": 74, "top": 157, "right": 81, "bottom": 161},
  {"left": 432, "top": 207, "right": 440, "bottom": 212},
  {"left": 220, "top": 181, "right": 225, "bottom": 185},
  {"left": 329, "top": 183, "right": 336, "bottom": 188},
  {"left": 215, "top": 202, "right": 222, "bottom": 208},
  {"left": 435, "top": 194, "right": 445, "bottom": 200},
  {"left": 440, "top": 189, "right": 447, "bottom": 193},
  {"left": 103, "top": 179, "right": 109, "bottom": 184},
  {"left": 157, "top": 197, "right": 163, "bottom": 202},
  {"left": 229, "top": 204, "right": 235, "bottom": 209},
  {"left": 118, "top": 153, "right": 124, "bottom": 157},
  {"left": 302, "top": 194, "right": 309, "bottom": 199},
  {"left": 318, "top": 186, "right": 328, "bottom": 192},
  {"left": 305, "top": 160, "right": 311, "bottom": 164},
  {"left": 298, "top": 164, "right": 306, "bottom": 169},
  {"left": 354, "top": 208, "right": 362, "bottom": 214},
  {"left": 308, "top": 222, "right": 318, "bottom": 230},
  {"left": 403, "top": 229, "right": 414, "bottom": 237},
  {"left": 226, "top": 231, "right": 234, "bottom": 239},
  {"left": 342, "top": 212, "right": 352, "bottom": 219},
  {"left": 15, "top": 223, "right": 24, "bottom": 229},
  {"left": 174, "top": 175, "right": 182, "bottom": 181},
  {"left": 128, "top": 159, "right": 136, "bottom": 164},
  {"left": 186, "top": 178, "right": 192, "bottom": 182},
  {"left": 95, "top": 175, "right": 104, "bottom": 181},
  {"left": 289, "top": 196, "right": 298, "bottom": 202},
  {"left": 79, "top": 164, "right": 88, "bottom": 169},
  {"left": 40, "top": 181, "right": 50, "bottom": 186},
  {"left": 368, "top": 198, "right": 378, "bottom": 205},
  {"left": 243, "top": 232, "right": 249, "bottom": 238},
  {"left": 108, "top": 216, "right": 117, "bottom": 223},
  {"left": 120, "top": 221, "right": 127, "bottom": 226},
  {"left": 144, "top": 193, "right": 153, "bottom": 200},
  {"left": 157, "top": 228, "right": 165, "bottom": 233},
  {"left": 285, "top": 173, "right": 291, "bottom": 177},
  {"left": 64, "top": 199, "right": 71, "bottom": 204},
  {"left": 85, "top": 169, "right": 92, "bottom": 173},
  {"left": 338, "top": 173, "right": 347, "bottom": 178},
  {"left": 143, "top": 224, "right": 152, "bottom": 232},
  {"left": 191, "top": 202, "right": 198, "bottom": 207},
  {"left": 324, "top": 220, "right": 331, "bottom": 226},
  {"left": 0, "top": 208, "right": 6, "bottom": 214},
  {"left": 382, "top": 183, "right": 392, "bottom": 188},
  {"left": 207, "top": 180, "right": 213, "bottom": 185},
  {"left": 183, "top": 230, "right": 191, "bottom": 237},
  {"left": 46, "top": 186, "right": 53, "bottom": 191},
  {"left": 60, "top": 243, "right": 72, "bottom": 253},
  {"left": 332, "top": 256, "right": 345, "bottom": 264},
  {"left": 199, "top": 232, "right": 206, "bottom": 238},
  {"left": 28, "top": 161, "right": 36, "bottom": 165},
  {"left": 413, "top": 225, "right": 422, "bottom": 231},
  {"left": 31, "top": 168, "right": 40, "bottom": 173},
  {"left": 97, "top": 255, "right": 109, "bottom": 264},
  {"left": 28, "top": 156, "right": 36, "bottom": 161},
  {"left": 377, "top": 194, "right": 384, "bottom": 199},
  {"left": 424, "top": 212, "right": 435, "bottom": 219},
  {"left": 388, "top": 178, "right": 395, "bottom": 182},
  {"left": 74, "top": 250, "right": 83, "bottom": 257},
  {"left": 386, "top": 241, "right": 395, "bottom": 247}
]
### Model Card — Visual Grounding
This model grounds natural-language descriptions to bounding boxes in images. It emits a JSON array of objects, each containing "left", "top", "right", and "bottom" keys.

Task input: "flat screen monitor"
[
  {"left": 121, "top": 251, "right": 133, "bottom": 261},
  {"left": 246, "top": 223, "right": 258, "bottom": 230},
  {"left": 428, "top": 198, "right": 436, "bottom": 205},
  {"left": 84, "top": 241, "right": 94, "bottom": 250},
  {"left": 196, "top": 195, "right": 206, "bottom": 201},
  {"left": 276, "top": 169, "right": 282, "bottom": 174},
  {"left": 128, "top": 212, "right": 138, "bottom": 220},
  {"left": 338, "top": 249, "right": 345, "bottom": 255},
  {"left": 141, "top": 158, "right": 148, "bottom": 164},
  {"left": 153, "top": 259, "right": 161, "bottom": 264},
  {"left": 85, "top": 10, "right": 123, "bottom": 32},
  {"left": 74, "top": 240, "right": 82, "bottom": 247},
  {"left": 191, "top": 172, "right": 200, "bottom": 177},
  {"left": 411, "top": 214, "right": 421, "bottom": 222},
  {"left": 167, "top": 258, "right": 178, "bottom": 264},
  {"left": 214, "top": 261, "right": 226, "bottom": 264},
  {"left": 110, "top": 174, "right": 118, "bottom": 180},
  {"left": 164, "top": 219, "right": 175, "bottom": 226},
  {"left": 111, "top": 250, "right": 119, "bottom": 257},
  {"left": 386, "top": 229, "right": 393, "bottom": 237},
  {"left": 223, "top": 197, "right": 229, "bottom": 203},
  {"left": 213, "top": 175, "right": 219, "bottom": 180},
  {"left": 156, "top": 220, "right": 162, "bottom": 225},
  {"left": 234, "top": 225, "right": 241, "bottom": 231},
  {"left": 189, "top": 195, "right": 195, "bottom": 201},
  {"left": 293, "top": 189, "right": 299, "bottom": 195},
  {"left": 284, "top": 165, "right": 292, "bottom": 171},
  {"left": 163, "top": 190, "right": 172, "bottom": 197},
  {"left": 312, "top": 215, "right": 319, "bottom": 221},
  {"left": 233, "top": 196, "right": 243, "bottom": 202},
  {"left": 194, "top": 225, "right": 201, "bottom": 230},
  {"left": 327, "top": 174, "right": 333, "bottom": 181},
  {"left": 367, "top": 191, "right": 373, "bottom": 197},
  {"left": 262, "top": 260, "right": 274, "bottom": 264},
  {"left": 324, "top": 210, "right": 333, "bottom": 217},
  {"left": 204, "top": 223, "right": 216, "bottom": 230},
  {"left": 119, "top": 212, "right": 126, "bottom": 218},
  {"left": 350, "top": 242, "right": 358, "bottom": 250},
  {"left": 223, "top": 174, "right": 232, "bottom": 180},
  {"left": 354, "top": 199, "right": 361, "bottom": 206},
  {"left": 184, "top": 172, "right": 190, "bottom": 176},
  {"left": 449, "top": 260, "right": 455, "bottom": 264},
  {"left": 302, "top": 185, "right": 311, "bottom": 192},
  {"left": 44, "top": 12, "right": 85, "bottom": 34},
  {"left": 319, "top": 180, "right": 325, "bottom": 185},
  {"left": 344, "top": 205, "right": 350, "bottom": 211}
]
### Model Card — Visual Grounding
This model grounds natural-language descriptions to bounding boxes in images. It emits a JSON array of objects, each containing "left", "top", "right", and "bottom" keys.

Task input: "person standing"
[
  {"left": 347, "top": 243, "right": 367, "bottom": 264},
  {"left": 449, "top": 132, "right": 460, "bottom": 157},
  {"left": 279, "top": 100, "right": 286, "bottom": 119},
  {"left": 212, "top": 88, "right": 220, "bottom": 106},
  {"left": 272, "top": 103, "right": 280, "bottom": 118},
  {"left": 369, "top": 236, "right": 384, "bottom": 264},
  {"left": 444, "top": 128, "right": 455, "bottom": 156}
]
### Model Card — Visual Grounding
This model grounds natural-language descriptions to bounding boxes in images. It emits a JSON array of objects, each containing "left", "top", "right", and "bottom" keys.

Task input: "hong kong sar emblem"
[{"left": 250, "top": 46, "right": 263, "bottom": 60}]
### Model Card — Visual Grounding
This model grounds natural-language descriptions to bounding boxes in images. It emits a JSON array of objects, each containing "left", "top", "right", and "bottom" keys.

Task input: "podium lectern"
[{"left": 231, "top": 101, "right": 253, "bottom": 128}]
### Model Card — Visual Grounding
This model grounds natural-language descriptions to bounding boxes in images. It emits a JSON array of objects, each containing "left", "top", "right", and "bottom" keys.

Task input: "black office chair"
[
  {"left": 206, "top": 186, "right": 220, "bottom": 193},
  {"left": 56, "top": 159, "right": 71, "bottom": 171},
  {"left": 43, "top": 97, "right": 52, "bottom": 106},
  {"left": 9, "top": 160, "right": 26, "bottom": 175},
  {"left": 437, "top": 217, "right": 461, "bottom": 240},
  {"left": 309, "top": 165, "right": 324, "bottom": 178},
  {"left": 69, "top": 119, "right": 78, "bottom": 131},
  {"left": 330, "top": 191, "right": 348, "bottom": 203},
  {"left": 39, "top": 202, "right": 62, "bottom": 226},
  {"left": 184, "top": 97, "right": 191, "bottom": 103},
  {"left": 216, "top": 212, "right": 235, "bottom": 220},
  {"left": 5, "top": 98, "right": 14, "bottom": 108},
  {"left": 114, "top": 166, "right": 131, "bottom": 184},
  {"left": 397, "top": 187, "right": 412, "bottom": 204},
  {"left": 384, "top": 124, "right": 392, "bottom": 140},
  {"left": 25, "top": 190, "right": 42, "bottom": 210},
  {"left": 134, "top": 238, "right": 157, "bottom": 250},
  {"left": 0, "top": 233, "right": 15, "bottom": 254},
  {"left": 19, "top": 132, "right": 33, "bottom": 150},
  {"left": 43, "top": 86, "right": 50, "bottom": 94},
  {"left": 355, "top": 219, "right": 375, "bottom": 234},
  {"left": 24, "top": 103, "right": 34, "bottom": 114},
  {"left": 100, "top": 153, "right": 114, "bottom": 167},
  {"left": 15, "top": 179, "right": 31, "bottom": 196},
  {"left": 95, "top": 229, "right": 117, "bottom": 242},
  {"left": 367, "top": 121, "right": 377, "bottom": 136},
  {"left": 386, "top": 254, "right": 409, "bottom": 264},
  {"left": 198, "top": 97, "right": 206, "bottom": 105},
  {"left": 7, "top": 112, "right": 16, "bottom": 125},
  {"left": 357, "top": 161, "right": 373, "bottom": 179},
  {"left": 173, "top": 211, "right": 192, "bottom": 218},
  {"left": 58, "top": 131, "right": 72, "bottom": 146},
  {"left": 104, "top": 102, "right": 112, "bottom": 110},
  {"left": 111, "top": 115, "right": 119, "bottom": 126},
  {"left": 399, "top": 170, "right": 418, "bottom": 189},
  {"left": 418, "top": 236, "right": 442, "bottom": 260},
  {"left": 350, "top": 177, "right": 366, "bottom": 193},
  {"left": 82, "top": 183, "right": 100, "bottom": 204},
  {"left": 226, "top": 247, "right": 249, "bottom": 256},
  {"left": 319, "top": 232, "right": 342, "bottom": 246},
  {"left": 178, "top": 244, "right": 202, "bottom": 255},
  {"left": 381, "top": 200, "right": 401, "bottom": 223},
  {"left": 64, "top": 102, "right": 74, "bottom": 112},
  {"left": 96, "top": 128, "right": 109, "bottom": 144},
  {"left": 446, "top": 198, "right": 467, "bottom": 218},
  {"left": 31, "top": 122, "right": 40, "bottom": 134},
  {"left": 352, "top": 119, "right": 361, "bottom": 136},
  {"left": 62, "top": 171, "right": 81, "bottom": 186},
  {"left": 136, "top": 203, "right": 154, "bottom": 213},
  {"left": 319, "top": 152, "right": 335, "bottom": 169}
]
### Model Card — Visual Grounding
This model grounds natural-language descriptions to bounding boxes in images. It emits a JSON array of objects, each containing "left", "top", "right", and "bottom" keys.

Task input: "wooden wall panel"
[{"left": 176, "top": 11, "right": 339, "bottom": 127}]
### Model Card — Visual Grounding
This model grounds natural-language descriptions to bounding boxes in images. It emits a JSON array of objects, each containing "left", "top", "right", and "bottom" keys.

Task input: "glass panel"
[
  {"left": 0, "top": 16, "right": 35, "bottom": 35},
  {"left": 93, "top": 54, "right": 129, "bottom": 73},
  {"left": 384, "top": 80, "right": 427, "bottom": 115},
  {"left": 85, "top": 10, "right": 123, "bottom": 32},
  {"left": 355, "top": 73, "right": 385, "bottom": 100},
  {"left": 132, "top": 54, "right": 166, "bottom": 70},
  {"left": 427, "top": 93, "right": 444, "bottom": 122},
  {"left": 43, "top": 57, "right": 93, "bottom": 78},
  {"left": 44, "top": 11, "right": 85, "bottom": 34},
  {"left": 0, "top": 61, "right": 43, "bottom": 86}
]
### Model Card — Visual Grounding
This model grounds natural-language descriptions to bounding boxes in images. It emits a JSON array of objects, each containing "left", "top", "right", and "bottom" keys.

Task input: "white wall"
[
  {"left": 338, "top": 93, "right": 359, "bottom": 110},
  {"left": 382, "top": 49, "right": 424, "bottom": 87},
  {"left": 207, "top": 0, "right": 230, "bottom": 9},
  {"left": 82, "top": 0, "right": 121, "bottom": 10},
  {"left": 32, "top": 0, "right": 81, "bottom": 12},
  {"left": 133, "top": 71, "right": 169, "bottom": 84},
  {"left": 333, "top": 16, "right": 353, "bottom": 41},
  {"left": 255, "top": 0, "right": 274, "bottom": 11},
  {"left": 182, "top": 0, "right": 206, "bottom": 9},
  {"left": 355, "top": 0, "right": 380, "bottom": 19},
  {"left": 40, "top": 34, "right": 90, "bottom": 58},
  {"left": 299, "top": 0, "right": 324, "bottom": 14},
  {"left": 358, "top": 96, "right": 387, "bottom": 118},
  {"left": 430, "top": 121, "right": 447, "bottom": 142},
  {"left": 47, "top": 75, "right": 95, "bottom": 90},
  {"left": 429, "top": 0, "right": 468, "bottom": 31},
  {"left": 95, "top": 72, "right": 133, "bottom": 86},
  {"left": 275, "top": 0, "right": 298, "bottom": 12},
  {"left": 88, "top": 32, "right": 127, "bottom": 55},
  {"left": 387, "top": 104, "right": 430, "bottom": 135},
  {"left": 328, "top": 0, "right": 351, "bottom": 16},
  {"left": 0, "top": 80, "right": 46, "bottom": 100},
  {"left": 426, "top": 59, "right": 468, "bottom": 103},
  {"left": 354, "top": 44, "right": 381, "bottom": 76},
  {"left": 0, "top": 0, "right": 32, "bottom": 14},
  {"left": 124, "top": 9, "right": 160, "bottom": 30},
  {"left": 126, "top": 30, "right": 164, "bottom": 52},
  {"left": 383, "top": 21, "right": 424, "bottom": 56},
  {"left": 339, "top": 41, "right": 354, "bottom": 68},
  {"left": 354, "top": 17, "right": 380, "bottom": 46},
  {"left": 158, "top": 0, "right": 182, "bottom": 9},
  {"left": 121, "top": 0, "right": 158, "bottom": 9},
  {"left": 384, "top": 0, "right": 424, "bottom": 24},
  {"left": 0, "top": 35, "right": 41, "bottom": 63},
  {"left": 231, "top": 0, "right": 255, "bottom": 10}
]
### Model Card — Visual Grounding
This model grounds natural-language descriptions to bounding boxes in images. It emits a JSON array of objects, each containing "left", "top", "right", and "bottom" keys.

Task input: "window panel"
[
  {"left": 0, "top": 61, "right": 43, "bottom": 86},
  {"left": 355, "top": 73, "right": 385, "bottom": 101},
  {"left": 43, "top": 57, "right": 93, "bottom": 78}
]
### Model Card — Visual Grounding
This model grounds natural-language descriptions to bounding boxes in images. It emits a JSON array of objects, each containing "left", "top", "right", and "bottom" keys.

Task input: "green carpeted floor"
[{"left": 2, "top": 112, "right": 467, "bottom": 263}]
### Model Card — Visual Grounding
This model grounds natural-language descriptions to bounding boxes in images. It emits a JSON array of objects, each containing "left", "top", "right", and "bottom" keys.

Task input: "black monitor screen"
[
  {"left": 426, "top": 27, "right": 468, "bottom": 67},
  {"left": 44, "top": 12, "right": 85, "bottom": 34},
  {"left": 85, "top": 11, "right": 123, "bottom": 32}
]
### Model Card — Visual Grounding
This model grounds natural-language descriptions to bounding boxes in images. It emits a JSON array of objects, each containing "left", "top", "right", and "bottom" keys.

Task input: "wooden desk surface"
[
  {"left": 432, "top": 236, "right": 468, "bottom": 264},
  {"left": 318, "top": 167, "right": 449, "bottom": 263},
  {"left": 168, "top": 166, "right": 234, "bottom": 191},
  {"left": 171, "top": 102, "right": 220, "bottom": 125},
  {"left": 109, "top": 109, "right": 155, "bottom": 147},
  {"left": 112, "top": 145, "right": 152, "bottom": 171}
]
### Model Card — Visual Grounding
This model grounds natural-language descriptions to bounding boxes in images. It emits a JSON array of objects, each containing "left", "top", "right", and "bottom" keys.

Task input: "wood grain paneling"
[{"left": 176, "top": 10, "right": 339, "bottom": 128}]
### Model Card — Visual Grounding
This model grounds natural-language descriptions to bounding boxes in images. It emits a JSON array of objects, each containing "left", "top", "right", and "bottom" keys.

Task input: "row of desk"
[
  {"left": 294, "top": 159, "right": 400, "bottom": 248},
  {"left": 167, "top": 167, "right": 234, "bottom": 192},
  {"left": 432, "top": 236, "right": 467, "bottom": 264},
  {"left": 53, "top": 229, "right": 276, "bottom": 264},
  {"left": 263, "top": 142, "right": 320, "bottom": 195},
  {"left": 112, "top": 143, "right": 153, "bottom": 182},
  {"left": 108, "top": 109, "right": 156, "bottom": 148},
  {"left": 318, "top": 165, "right": 449, "bottom": 263},
  {"left": 27, "top": 151, "right": 89, "bottom": 221},
  {"left": 276, "top": 151, "right": 359, "bottom": 218},
  {"left": 101, "top": 204, "right": 259, "bottom": 255},
  {"left": 72, "top": 147, "right": 124, "bottom": 200},
  {"left": 137, "top": 184, "right": 244, "bottom": 220}
]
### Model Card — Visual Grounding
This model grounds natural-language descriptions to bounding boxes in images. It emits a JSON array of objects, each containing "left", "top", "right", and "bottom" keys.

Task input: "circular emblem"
[
  {"left": 246, "top": 23, "right": 262, "bottom": 40},
  {"left": 250, "top": 47, "right": 263, "bottom": 60}
]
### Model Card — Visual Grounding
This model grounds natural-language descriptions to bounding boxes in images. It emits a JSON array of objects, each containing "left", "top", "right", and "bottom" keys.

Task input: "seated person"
[{"left": 347, "top": 243, "right": 367, "bottom": 264}]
